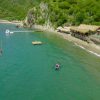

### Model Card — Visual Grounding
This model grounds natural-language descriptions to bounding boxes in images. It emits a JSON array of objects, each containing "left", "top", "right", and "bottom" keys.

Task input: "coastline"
[
  {"left": 32, "top": 25, "right": 100, "bottom": 57},
  {"left": 57, "top": 32, "right": 100, "bottom": 57},
  {"left": 0, "top": 21, "right": 100, "bottom": 57},
  {"left": 0, "top": 19, "right": 23, "bottom": 26}
]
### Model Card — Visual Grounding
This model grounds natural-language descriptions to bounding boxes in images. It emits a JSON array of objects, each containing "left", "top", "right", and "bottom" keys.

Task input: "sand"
[
  {"left": 0, "top": 20, "right": 22, "bottom": 26},
  {"left": 0, "top": 22, "right": 100, "bottom": 56},
  {"left": 32, "top": 25, "right": 100, "bottom": 56}
]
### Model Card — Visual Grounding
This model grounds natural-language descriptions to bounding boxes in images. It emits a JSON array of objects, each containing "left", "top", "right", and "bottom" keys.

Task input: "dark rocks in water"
[{"left": 16, "top": 25, "right": 19, "bottom": 28}]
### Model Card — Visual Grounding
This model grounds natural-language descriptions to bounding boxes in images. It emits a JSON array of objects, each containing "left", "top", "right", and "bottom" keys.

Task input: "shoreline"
[
  {"left": 0, "top": 21, "right": 100, "bottom": 57},
  {"left": 0, "top": 19, "right": 23, "bottom": 26},
  {"left": 58, "top": 33, "right": 100, "bottom": 57},
  {"left": 32, "top": 25, "right": 100, "bottom": 57}
]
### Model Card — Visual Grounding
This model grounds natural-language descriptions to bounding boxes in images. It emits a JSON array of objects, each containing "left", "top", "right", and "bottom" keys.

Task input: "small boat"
[
  {"left": 5, "top": 29, "right": 14, "bottom": 35},
  {"left": 5, "top": 29, "right": 10, "bottom": 34},
  {"left": 55, "top": 64, "right": 60, "bottom": 70},
  {"left": 32, "top": 41, "right": 42, "bottom": 45},
  {"left": 5, "top": 29, "right": 10, "bottom": 33}
]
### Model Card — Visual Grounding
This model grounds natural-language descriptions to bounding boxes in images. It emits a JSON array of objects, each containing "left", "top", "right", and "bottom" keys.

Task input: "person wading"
[{"left": 0, "top": 40, "right": 3, "bottom": 56}]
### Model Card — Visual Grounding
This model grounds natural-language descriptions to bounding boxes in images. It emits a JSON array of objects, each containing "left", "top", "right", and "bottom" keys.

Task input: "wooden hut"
[
  {"left": 79, "top": 24, "right": 100, "bottom": 34},
  {"left": 70, "top": 24, "right": 100, "bottom": 42},
  {"left": 57, "top": 26, "right": 71, "bottom": 34}
]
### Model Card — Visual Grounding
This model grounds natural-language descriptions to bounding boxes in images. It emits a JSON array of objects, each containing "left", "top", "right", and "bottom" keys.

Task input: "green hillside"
[
  {"left": 25, "top": 0, "right": 100, "bottom": 28},
  {"left": 0, "top": 0, "right": 40, "bottom": 20},
  {"left": 0, "top": 0, "right": 100, "bottom": 26},
  {"left": 46, "top": 0, "right": 100, "bottom": 26},
  {"left": 31, "top": 0, "right": 100, "bottom": 27}
]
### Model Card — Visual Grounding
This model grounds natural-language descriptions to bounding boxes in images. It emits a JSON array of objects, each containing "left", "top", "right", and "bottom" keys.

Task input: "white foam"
[
  {"left": 75, "top": 43, "right": 85, "bottom": 50},
  {"left": 5, "top": 30, "right": 34, "bottom": 36},
  {"left": 10, "top": 31, "right": 14, "bottom": 34},
  {"left": 87, "top": 50, "right": 100, "bottom": 57},
  {"left": 13, "top": 31, "right": 34, "bottom": 33},
  {"left": 74, "top": 43, "right": 100, "bottom": 57}
]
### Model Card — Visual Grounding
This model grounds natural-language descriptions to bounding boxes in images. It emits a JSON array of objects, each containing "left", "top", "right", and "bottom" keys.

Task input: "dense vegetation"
[
  {"left": 0, "top": 0, "right": 40, "bottom": 20},
  {"left": 0, "top": 0, "right": 100, "bottom": 27},
  {"left": 33, "top": 0, "right": 100, "bottom": 27}
]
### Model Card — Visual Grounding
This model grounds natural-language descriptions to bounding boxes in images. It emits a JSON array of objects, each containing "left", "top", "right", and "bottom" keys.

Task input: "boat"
[
  {"left": 32, "top": 41, "right": 42, "bottom": 45},
  {"left": 5, "top": 29, "right": 14, "bottom": 36},
  {"left": 5, "top": 29, "right": 10, "bottom": 34},
  {"left": 5, "top": 29, "right": 10, "bottom": 35}
]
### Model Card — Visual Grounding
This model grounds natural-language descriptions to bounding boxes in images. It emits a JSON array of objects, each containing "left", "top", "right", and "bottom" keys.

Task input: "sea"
[{"left": 0, "top": 23, "right": 100, "bottom": 100}]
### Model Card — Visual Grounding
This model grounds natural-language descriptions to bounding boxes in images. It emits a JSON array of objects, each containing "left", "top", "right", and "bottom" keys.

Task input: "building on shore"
[
  {"left": 97, "top": 29, "right": 100, "bottom": 35},
  {"left": 70, "top": 24, "right": 100, "bottom": 43},
  {"left": 57, "top": 26, "right": 71, "bottom": 34}
]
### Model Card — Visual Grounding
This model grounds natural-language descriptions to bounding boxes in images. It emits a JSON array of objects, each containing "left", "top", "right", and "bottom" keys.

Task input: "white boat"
[
  {"left": 5, "top": 29, "right": 10, "bottom": 34},
  {"left": 5, "top": 29, "right": 14, "bottom": 36},
  {"left": 5, "top": 29, "right": 10, "bottom": 36}
]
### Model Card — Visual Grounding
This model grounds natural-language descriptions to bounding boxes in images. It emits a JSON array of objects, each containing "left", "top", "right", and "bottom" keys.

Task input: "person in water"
[
  {"left": 16, "top": 25, "right": 20, "bottom": 28},
  {"left": 55, "top": 64, "right": 60, "bottom": 70},
  {"left": 0, "top": 49, "right": 3, "bottom": 55}
]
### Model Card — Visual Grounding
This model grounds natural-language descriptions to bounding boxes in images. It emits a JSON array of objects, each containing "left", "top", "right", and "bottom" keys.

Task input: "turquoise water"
[{"left": 0, "top": 24, "right": 100, "bottom": 100}]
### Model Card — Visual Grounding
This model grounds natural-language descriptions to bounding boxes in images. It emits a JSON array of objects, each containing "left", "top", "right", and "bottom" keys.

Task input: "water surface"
[{"left": 0, "top": 24, "right": 100, "bottom": 100}]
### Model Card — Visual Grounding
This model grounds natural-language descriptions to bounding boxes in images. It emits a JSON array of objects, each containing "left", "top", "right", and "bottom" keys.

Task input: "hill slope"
[
  {"left": 26, "top": 0, "right": 100, "bottom": 28},
  {"left": 0, "top": 0, "right": 100, "bottom": 26},
  {"left": 0, "top": 0, "right": 40, "bottom": 20}
]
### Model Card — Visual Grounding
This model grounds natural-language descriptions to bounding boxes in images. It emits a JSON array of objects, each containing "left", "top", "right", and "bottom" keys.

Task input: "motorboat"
[
  {"left": 5, "top": 29, "right": 10, "bottom": 34},
  {"left": 5, "top": 29, "right": 14, "bottom": 36}
]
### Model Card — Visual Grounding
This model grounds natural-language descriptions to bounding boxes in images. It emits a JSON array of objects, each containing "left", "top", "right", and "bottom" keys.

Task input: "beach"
[
  {"left": 57, "top": 32, "right": 100, "bottom": 56},
  {"left": 0, "top": 21, "right": 100, "bottom": 57},
  {"left": 32, "top": 25, "right": 100, "bottom": 57},
  {"left": 0, "top": 20, "right": 22, "bottom": 26}
]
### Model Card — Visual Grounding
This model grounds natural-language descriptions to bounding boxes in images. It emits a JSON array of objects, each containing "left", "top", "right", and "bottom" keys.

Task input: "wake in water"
[
  {"left": 13, "top": 31, "right": 34, "bottom": 33},
  {"left": 74, "top": 43, "right": 100, "bottom": 57},
  {"left": 5, "top": 29, "right": 34, "bottom": 36}
]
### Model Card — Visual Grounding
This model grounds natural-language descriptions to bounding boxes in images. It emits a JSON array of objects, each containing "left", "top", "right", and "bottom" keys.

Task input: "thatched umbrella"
[
  {"left": 70, "top": 27, "right": 90, "bottom": 34},
  {"left": 71, "top": 24, "right": 100, "bottom": 35},
  {"left": 79, "top": 24, "right": 100, "bottom": 32}
]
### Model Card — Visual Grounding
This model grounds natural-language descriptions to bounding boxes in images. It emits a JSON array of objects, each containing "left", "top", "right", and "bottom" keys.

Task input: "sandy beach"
[
  {"left": 0, "top": 21, "right": 100, "bottom": 56},
  {"left": 0, "top": 20, "right": 22, "bottom": 26},
  {"left": 57, "top": 32, "right": 100, "bottom": 55},
  {"left": 32, "top": 25, "right": 100, "bottom": 57}
]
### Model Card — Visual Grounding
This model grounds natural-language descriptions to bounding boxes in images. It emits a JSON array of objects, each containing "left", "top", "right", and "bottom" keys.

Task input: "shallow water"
[{"left": 0, "top": 24, "right": 100, "bottom": 100}]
